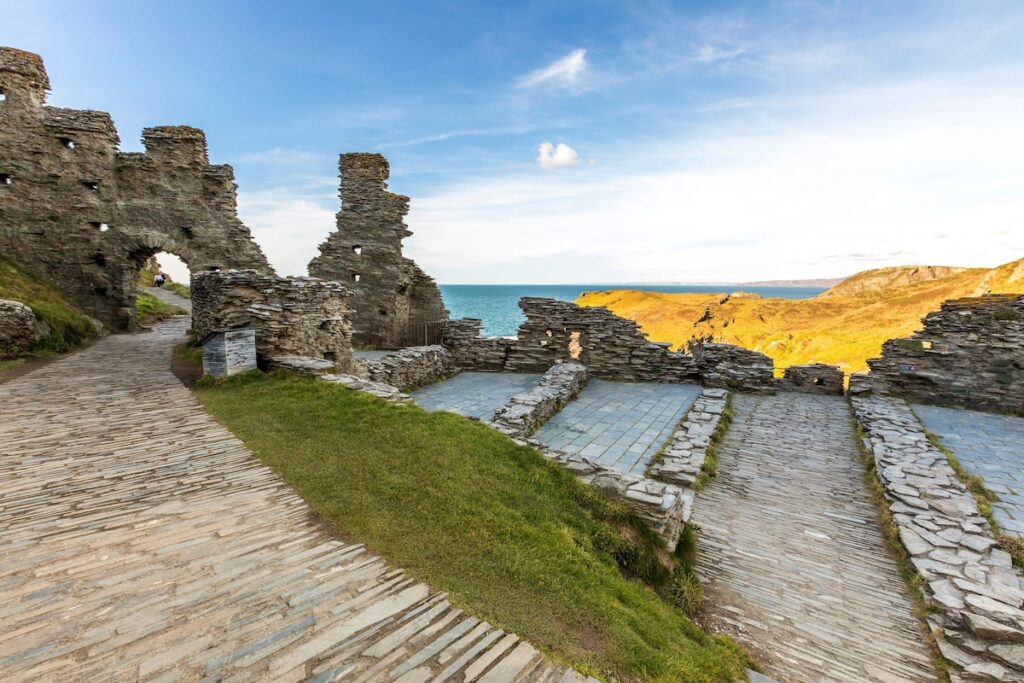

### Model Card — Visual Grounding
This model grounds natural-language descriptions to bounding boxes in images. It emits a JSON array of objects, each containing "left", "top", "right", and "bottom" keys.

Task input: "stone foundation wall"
[
  {"left": 650, "top": 388, "right": 729, "bottom": 487},
  {"left": 359, "top": 346, "right": 457, "bottom": 391},
  {"left": 192, "top": 270, "right": 353, "bottom": 370},
  {"left": 690, "top": 341, "right": 775, "bottom": 393},
  {"left": 851, "top": 395, "right": 1024, "bottom": 681},
  {"left": 442, "top": 318, "right": 514, "bottom": 371},
  {"left": 0, "top": 47, "right": 272, "bottom": 330},
  {"left": 779, "top": 363, "right": 845, "bottom": 395},
  {"left": 865, "top": 295, "right": 1024, "bottom": 414},
  {"left": 309, "top": 153, "right": 447, "bottom": 348},
  {"left": 490, "top": 362, "right": 589, "bottom": 437}
]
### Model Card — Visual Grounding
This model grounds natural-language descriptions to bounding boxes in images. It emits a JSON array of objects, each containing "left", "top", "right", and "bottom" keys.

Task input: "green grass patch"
[
  {"left": 0, "top": 254, "right": 96, "bottom": 354},
  {"left": 695, "top": 398, "right": 732, "bottom": 491},
  {"left": 164, "top": 282, "right": 191, "bottom": 299},
  {"left": 195, "top": 373, "right": 749, "bottom": 682},
  {"left": 136, "top": 292, "right": 186, "bottom": 324}
]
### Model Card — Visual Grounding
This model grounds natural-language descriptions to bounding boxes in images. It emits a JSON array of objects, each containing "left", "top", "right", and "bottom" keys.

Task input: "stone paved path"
[
  {"left": 0, "top": 317, "right": 584, "bottom": 682},
  {"left": 692, "top": 393, "right": 937, "bottom": 682},
  {"left": 915, "top": 404, "right": 1024, "bottom": 537},
  {"left": 534, "top": 380, "right": 700, "bottom": 475},
  {"left": 411, "top": 371, "right": 542, "bottom": 419}
]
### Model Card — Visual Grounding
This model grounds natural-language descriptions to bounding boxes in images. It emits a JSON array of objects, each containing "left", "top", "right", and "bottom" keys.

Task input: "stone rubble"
[
  {"left": 0, "top": 298, "right": 49, "bottom": 356},
  {"left": 779, "top": 363, "right": 845, "bottom": 395},
  {"left": 650, "top": 387, "right": 729, "bottom": 487},
  {"left": 358, "top": 345, "right": 457, "bottom": 391},
  {"left": 490, "top": 362, "right": 589, "bottom": 437},
  {"left": 862, "top": 294, "right": 1024, "bottom": 415},
  {"left": 851, "top": 394, "right": 1024, "bottom": 682}
]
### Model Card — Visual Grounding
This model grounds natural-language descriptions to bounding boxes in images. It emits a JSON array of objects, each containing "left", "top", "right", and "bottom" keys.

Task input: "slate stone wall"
[
  {"left": 309, "top": 153, "right": 447, "bottom": 348},
  {"left": 192, "top": 269, "right": 354, "bottom": 371},
  {"left": 0, "top": 47, "right": 272, "bottom": 330},
  {"left": 865, "top": 294, "right": 1024, "bottom": 414}
]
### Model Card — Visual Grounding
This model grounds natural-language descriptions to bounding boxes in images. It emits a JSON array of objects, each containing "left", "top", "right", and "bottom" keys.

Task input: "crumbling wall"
[
  {"left": 442, "top": 318, "right": 514, "bottom": 371},
  {"left": 191, "top": 269, "right": 353, "bottom": 371},
  {"left": 780, "top": 363, "right": 844, "bottom": 395},
  {"left": 865, "top": 294, "right": 1024, "bottom": 414},
  {"left": 0, "top": 47, "right": 272, "bottom": 330},
  {"left": 689, "top": 342, "right": 775, "bottom": 393},
  {"left": 308, "top": 153, "right": 447, "bottom": 348}
]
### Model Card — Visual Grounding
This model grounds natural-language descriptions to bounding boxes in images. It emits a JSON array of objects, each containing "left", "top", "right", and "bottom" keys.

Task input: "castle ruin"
[
  {"left": 309, "top": 153, "right": 448, "bottom": 348},
  {"left": 0, "top": 47, "right": 272, "bottom": 329}
]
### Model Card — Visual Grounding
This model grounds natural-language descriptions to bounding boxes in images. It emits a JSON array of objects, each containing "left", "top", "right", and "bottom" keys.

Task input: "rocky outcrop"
[
  {"left": 0, "top": 299, "right": 49, "bottom": 356},
  {"left": 690, "top": 341, "right": 775, "bottom": 393},
  {"left": 0, "top": 47, "right": 272, "bottom": 330},
  {"left": 359, "top": 346, "right": 456, "bottom": 391},
  {"left": 779, "top": 363, "right": 845, "bottom": 395},
  {"left": 309, "top": 153, "right": 447, "bottom": 348},
  {"left": 650, "top": 388, "right": 728, "bottom": 487},
  {"left": 192, "top": 270, "right": 353, "bottom": 370},
  {"left": 491, "top": 362, "right": 588, "bottom": 437},
  {"left": 865, "top": 294, "right": 1024, "bottom": 414},
  {"left": 851, "top": 395, "right": 1024, "bottom": 681}
]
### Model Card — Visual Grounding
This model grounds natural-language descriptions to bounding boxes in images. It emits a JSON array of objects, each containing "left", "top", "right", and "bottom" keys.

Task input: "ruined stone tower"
[
  {"left": 309, "top": 153, "right": 447, "bottom": 348},
  {"left": 0, "top": 47, "right": 272, "bottom": 329}
]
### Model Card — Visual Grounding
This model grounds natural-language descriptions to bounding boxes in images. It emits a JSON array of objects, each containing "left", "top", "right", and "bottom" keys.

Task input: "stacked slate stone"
[
  {"left": 442, "top": 318, "right": 514, "bottom": 371},
  {"left": 866, "top": 294, "right": 1024, "bottom": 415},
  {"left": 201, "top": 328, "right": 257, "bottom": 378},
  {"left": 308, "top": 153, "right": 448, "bottom": 349},
  {"left": 501, "top": 298, "right": 700, "bottom": 383},
  {"left": 690, "top": 341, "right": 775, "bottom": 393},
  {"left": 650, "top": 388, "right": 729, "bottom": 487},
  {"left": 779, "top": 363, "right": 845, "bottom": 395},
  {"left": 852, "top": 395, "right": 1024, "bottom": 681},
  {"left": 490, "top": 362, "right": 589, "bottom": 437},
  {"left": 359, "top": 345, "right": 457, "bottom": 392},
  {"left": 192, "top": 269, "right": 353, "bottom": 370},
  {"left": 0, "top": 47, "right": 272, "bottom": 330},
  {"left": 0, "top": 299, "right": 51, "bottom": 356}
]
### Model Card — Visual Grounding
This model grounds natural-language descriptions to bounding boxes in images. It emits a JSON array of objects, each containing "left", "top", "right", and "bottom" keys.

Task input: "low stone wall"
[
  {"left": 690, "top": 341, "right": 775, "bottom": 393},
  {"left": 359, "top": 345, "right": 456, "bottom": 391},
  {"left": 865, "top": 294, "right": 1024, "bottom": 414},
  {"left": 527, "top": 441, "right": 689, "bottom": 551},
  {"left": 851, "top": 394, "right": 1024, "bottom": 680},
  {"left": 0, "top": 299, "right": 49, "bottom": 357},
  {"left": 490, "top": 362, "right": 588, "bottom": 437},
  {"left": 192, "top": 269, "right": 354, "bottom": 371},
  {"left": 442, "top": 318, "right": 513, "bottom": 371},
  {"left": 650, "top": 388, "right": 729, "bottom": 487},
  {"left": 269, "top": 355, "right": 410, "bottom": 402},
  {"left": 779, "top": 363, "right": 844, "bottom": 395}
]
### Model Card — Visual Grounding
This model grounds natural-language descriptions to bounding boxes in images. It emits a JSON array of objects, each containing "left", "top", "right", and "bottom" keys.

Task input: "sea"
[{"left": 438, "top": 284, "right": 827, "bottom": 338}]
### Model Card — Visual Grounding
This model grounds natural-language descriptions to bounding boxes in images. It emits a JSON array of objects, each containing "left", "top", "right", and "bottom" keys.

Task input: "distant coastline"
[{"left": 741, "top": 277, "right": 846, "bottom": 287}]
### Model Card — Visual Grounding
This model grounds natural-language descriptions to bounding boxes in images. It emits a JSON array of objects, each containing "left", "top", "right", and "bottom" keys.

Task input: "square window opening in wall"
[
  {"left": 181, "top": 226, "right": 194, "bottom": 239},
  {"left": 92, "top": 253, "right": 106, "bottom": 267},
  {"left": 397, "top": 283, "right": 408, "bottom": 295},
  {"left": 0, "top": 173, "right": 12, "bottom": 186},
  {"left": 378, "top": 308, "right": 388, "bottom": 316},
  {"left": 82, "top": 181, "right": 99, "bottom": 191},
  {"left": 921, "top": 340, "right": 933, "bottom": 350},
  {"left": 352, "top": 244, "right": 363, "bottom": 255},
  {"left": 0, "top": 88, "right": 6, "bottom": 103},
  {"left": 569, "top": 331, "right": 583, "bottom": 360},
  {"left": 59, "top": 137, "right": 76, "bottom": 150},
  {"left": 352, "top": 273, "right": 361, "bottom": 282},
  {"left": 90, "top": 222, "right": 110, "bottom": 232}
]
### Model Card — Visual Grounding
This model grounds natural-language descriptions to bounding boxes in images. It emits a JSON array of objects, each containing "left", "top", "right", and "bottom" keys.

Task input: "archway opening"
[{"left": 134, "top": 251, "right": 192, "bottom": 325}]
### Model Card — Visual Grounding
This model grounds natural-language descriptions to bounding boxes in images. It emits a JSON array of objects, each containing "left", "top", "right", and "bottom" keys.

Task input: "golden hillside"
[{"left": 577, "top": 257, "right": 1024, "bottom": 374}]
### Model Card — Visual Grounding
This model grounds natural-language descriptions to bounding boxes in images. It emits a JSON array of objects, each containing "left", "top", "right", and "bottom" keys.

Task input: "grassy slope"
[
  {"left": 578, "top": 257, "right": 1024, "bottom": 374},
  {"left": 0, "top": 254, "right": 96, "bottom": 353},
  {"left": 196, "top": 373, "right": 748, "bottom": 682},
  {"left": 135, "top": 292, "right": 186, "bottom": 324}
]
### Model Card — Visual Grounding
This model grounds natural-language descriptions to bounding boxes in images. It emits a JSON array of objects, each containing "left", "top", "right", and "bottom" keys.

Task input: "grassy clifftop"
[
  {"left": 0, "top": 254, "right": 96, "bottom": 353},
  {"left": 578, "top": 256, "right": 1024, "bottom": 374}
]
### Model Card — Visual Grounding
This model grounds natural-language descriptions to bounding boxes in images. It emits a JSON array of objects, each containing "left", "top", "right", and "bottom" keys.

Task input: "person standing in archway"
[{"left": 154, "top": 272, "right": 165, "bottom": 287}]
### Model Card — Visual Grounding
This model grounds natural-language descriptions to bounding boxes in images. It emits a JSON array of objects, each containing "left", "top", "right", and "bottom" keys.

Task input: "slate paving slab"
[
  {"left": 410, "top": 371, "right": 542, "bottom": 419},
  {"left": 0, "top": 316, "right": 582, "bottom": 682},
  {"left": 914, "top": 404, "right": 1024, "bottom": 537},
  {"left": 692, "top": 393, "right": 937, "bottom": 682},
  {"left": 533, "top": 379, "right": 701, "bottom": 475}
]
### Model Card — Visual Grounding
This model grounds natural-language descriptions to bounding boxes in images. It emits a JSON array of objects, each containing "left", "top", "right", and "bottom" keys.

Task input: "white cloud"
[
  {"left": 236, "top": 184, "right": 337, "bottom": 277},
  {"left": 237, "top": 148, "right": 321, "bottom": 164},
  {"left": 693, "top": 44, "right": 747, "bottom": 64},
  {"left": 516, "top": 48, "right": 588, "bottom": 90},
  {"left": 537, "top": 142, "right": 580, "bottom": 170}
]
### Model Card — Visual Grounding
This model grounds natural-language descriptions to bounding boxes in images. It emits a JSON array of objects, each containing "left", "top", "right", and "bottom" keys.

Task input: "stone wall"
[
  {"left": 851, "top": 395, "right": 1024, "bottom": 681},
  {"left": 690, "top": 341, "right": 775, "bottom": 393},
  {"left": 491, "top": 362, "right": 589, "bottom": 437},
  {"left": 865, "top": 295, "right": 1024, "bottom": 414},
  {"left": 0, "top": 47, "right": 272, "bottom": 330},
  {"left": 650, "top": 388, "right": 729, "bottom": 487},
  {"left": 192, "top": 269, "right": 353, "bottom": 370},
  {"left": 442, "top": 318, "right": 514, "bottom": 371},
  {"left": 359, "top": 346, "right": 457, "bottom": 392},
  {"left": 309, "top": 153, "right": 447, "bottom": 348},
  {"left": 779, "top": 363, "right": 845, "bottom": 395}
]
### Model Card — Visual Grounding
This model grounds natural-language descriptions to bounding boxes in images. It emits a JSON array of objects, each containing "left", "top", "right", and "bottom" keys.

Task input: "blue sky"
[{"left": 4, "top": 1, "right": 1024, "bottom": 283}]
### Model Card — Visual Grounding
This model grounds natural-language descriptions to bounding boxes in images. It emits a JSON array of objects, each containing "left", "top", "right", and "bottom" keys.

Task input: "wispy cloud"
[
  {"left": 537, "top": 142, "right": 580, "bottom": 170},
  {"left": 237, "top": 148, "right": 322, "bottom": 164},
  {"left": 516, "top": 48, "right": 589, "bottom": 90}
]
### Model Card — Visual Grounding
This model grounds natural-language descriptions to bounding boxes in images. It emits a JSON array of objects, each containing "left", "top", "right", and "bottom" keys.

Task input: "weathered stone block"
[{"left": 202, "top": 327, "right": 256, "bottom": 378}]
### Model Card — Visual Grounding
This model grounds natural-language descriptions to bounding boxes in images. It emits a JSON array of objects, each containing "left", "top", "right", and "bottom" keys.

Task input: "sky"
[{"left": 4, "top": 0, "right": 1024, "bottom": 284}]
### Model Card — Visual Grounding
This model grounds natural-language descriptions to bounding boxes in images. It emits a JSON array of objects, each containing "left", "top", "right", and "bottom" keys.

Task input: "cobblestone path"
[
  {"left": 534, "top": 380, "right": 700, "bottom": 475},
  {"left": 692, "top": 393, "right": 937, "bottom": 682},
  {"left": 411, "top": 371, "right": 542, "bottom": 419},
  {"left": 0, "top": 318, "right": 584, "bottom": 682},
  {"left": 915, "top": 404, "right": 1024, "bottom": 537}
]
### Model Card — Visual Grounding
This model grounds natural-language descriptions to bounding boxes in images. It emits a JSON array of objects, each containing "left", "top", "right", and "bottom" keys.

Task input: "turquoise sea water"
[{"left": 438, "top": 284, "right": 827, "bottom": 338}]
